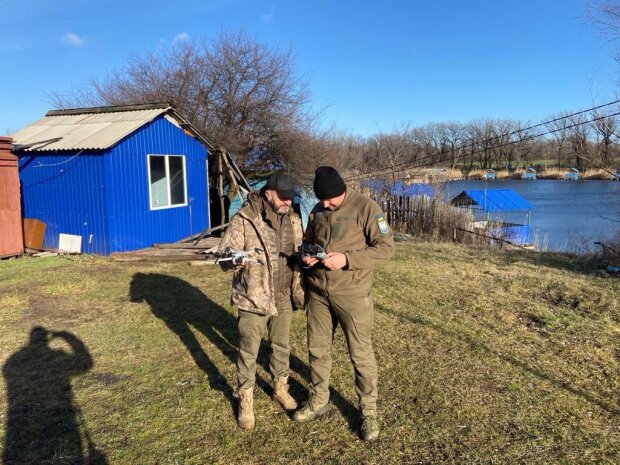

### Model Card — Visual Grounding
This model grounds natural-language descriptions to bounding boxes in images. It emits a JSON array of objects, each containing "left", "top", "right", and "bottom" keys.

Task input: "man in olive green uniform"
[
  {"left": 218, "top": 173, "right": 305, "bottom": 431},
  {"left": 293, "top": 166, "right": 395, "bottom": 442}
]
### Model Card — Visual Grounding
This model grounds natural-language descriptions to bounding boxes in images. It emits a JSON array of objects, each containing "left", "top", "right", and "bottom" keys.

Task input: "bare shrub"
[
  {"left": 595, "top": 230, "right": 620, "bottom": 264},
  {"left": 373, "top": 192, "right": 486, "bottom": 245}
]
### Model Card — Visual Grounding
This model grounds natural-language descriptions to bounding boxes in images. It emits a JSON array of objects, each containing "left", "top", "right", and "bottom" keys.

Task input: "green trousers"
[
  {"left": 306, "top": 291, "right": 378, "bottom": 416},
  {"left": 237, "top": 299, "right": 293, "bottom": 393}
]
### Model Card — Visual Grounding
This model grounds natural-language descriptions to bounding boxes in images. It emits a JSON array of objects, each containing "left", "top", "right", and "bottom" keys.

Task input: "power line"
[
  {"left": 365, "top": 109, "right": 620, "bottom": 179},
  {"left": 345, "top": 99, "right": 620, "bottom": 181},
  {"left": 349, "top": 106, "right": 617, "bottom": 181}
]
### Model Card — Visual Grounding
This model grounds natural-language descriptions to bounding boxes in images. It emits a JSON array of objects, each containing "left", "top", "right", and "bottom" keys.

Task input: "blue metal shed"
[
  {"left": 391, "top": 182, "right": 434, "bottom": 198},
  {"left": 12, "top": 104, "right": 213, "bottom": 255},
  {"left": 360, "top": 180, "right": 434, "bottom": 198},
  {"left": 450, "top": 188, "right": 533, "bottom": 245},
  {"left": 358, "top": 179, "right": 389, "bottom": 194}
]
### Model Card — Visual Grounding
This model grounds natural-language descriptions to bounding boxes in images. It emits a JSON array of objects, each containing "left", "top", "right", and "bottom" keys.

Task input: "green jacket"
[
  {"left": 218, "top": 191, "right": 305, "bottom": 315},
  {"left": 305, "top": 188, "right": 395, "bottom": 296}
]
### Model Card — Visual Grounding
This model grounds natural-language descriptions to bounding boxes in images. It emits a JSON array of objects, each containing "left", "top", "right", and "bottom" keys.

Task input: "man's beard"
[{"left": 276, "top": 206, "right": 290, "bottom": 214}]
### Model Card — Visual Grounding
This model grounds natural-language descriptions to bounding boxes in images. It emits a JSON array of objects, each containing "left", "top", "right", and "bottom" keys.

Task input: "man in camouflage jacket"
[{"left": 218, "top": 172, "right": 304, "bottom": 431}]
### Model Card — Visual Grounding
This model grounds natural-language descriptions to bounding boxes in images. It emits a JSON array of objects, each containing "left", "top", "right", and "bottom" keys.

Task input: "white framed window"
[{"left": 147, "top": 155, "right": 187, "bottom": 210}]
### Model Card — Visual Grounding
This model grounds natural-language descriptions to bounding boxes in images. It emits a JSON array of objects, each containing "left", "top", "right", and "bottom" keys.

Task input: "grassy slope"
[{"left": 0, "top": 243, "right": 618, "bottom": 464}]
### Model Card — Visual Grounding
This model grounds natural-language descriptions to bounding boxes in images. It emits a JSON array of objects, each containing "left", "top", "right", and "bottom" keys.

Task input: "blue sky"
[{"left": 1, "top": 0, "right": 618, "bottom": 136}]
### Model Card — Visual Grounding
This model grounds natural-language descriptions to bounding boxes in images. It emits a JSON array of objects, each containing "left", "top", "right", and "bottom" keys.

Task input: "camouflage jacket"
[{"left": 218, "top": 191, "right": 305, "bottom": 316}]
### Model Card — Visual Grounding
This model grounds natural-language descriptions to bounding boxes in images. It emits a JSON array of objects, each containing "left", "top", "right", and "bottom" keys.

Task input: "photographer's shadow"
[{"left": 3, "top": 327, "right": 108, "bottom": 465}]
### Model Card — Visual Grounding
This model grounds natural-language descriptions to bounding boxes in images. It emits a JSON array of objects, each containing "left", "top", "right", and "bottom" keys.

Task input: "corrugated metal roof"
[
  {"left": 11, "top": 108, "right": 169, "bottom": 151},
  {"left": 391, "top": 182, "right": 433, "bottom": 197},
  {"left": 451, "top": 189, "right": 532, "bottom": 211}
]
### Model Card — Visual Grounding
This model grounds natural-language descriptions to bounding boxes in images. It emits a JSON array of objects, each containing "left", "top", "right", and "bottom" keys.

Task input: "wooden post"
[
  {"left": 221, "top": 149, "right": 245, "bottom": 205},
  {"left": 217, "top": 151, "right": 225, "bottom": 227}
]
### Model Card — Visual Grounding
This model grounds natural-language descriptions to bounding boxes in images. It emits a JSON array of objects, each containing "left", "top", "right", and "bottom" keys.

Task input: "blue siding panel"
[
  {"left": 105, "top": 116, "right": 209, "bottom": 253},
  {"left": 18, "top": 150, "right": 109, "bottom": 254}
]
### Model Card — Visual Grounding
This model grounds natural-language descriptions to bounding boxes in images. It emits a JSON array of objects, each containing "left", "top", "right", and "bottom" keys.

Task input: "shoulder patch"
[{"left": 376, "top": 213, "right": 390, "bottom": 235}]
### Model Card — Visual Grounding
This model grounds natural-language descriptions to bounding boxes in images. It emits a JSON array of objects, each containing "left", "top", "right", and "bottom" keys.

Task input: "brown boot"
[
  {"left": 237, "top": 388, "right": 255, "bottom": 431},
  {"left": 273, "top": 376, "right": 297, "bottom": 411}
]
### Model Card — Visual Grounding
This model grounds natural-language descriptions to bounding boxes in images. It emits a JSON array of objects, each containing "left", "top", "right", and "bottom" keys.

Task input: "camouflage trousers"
[
  {"left": 236, "top": 298, "right": 293, "bottom": 393},
  {"left": 306, "top": 291, "right": 378, "bottom": 416}
]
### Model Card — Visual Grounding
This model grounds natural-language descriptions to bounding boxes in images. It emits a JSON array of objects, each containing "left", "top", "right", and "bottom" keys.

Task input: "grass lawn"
[{"left": 1, "top": 242, "right": 619, "bottom": 464}]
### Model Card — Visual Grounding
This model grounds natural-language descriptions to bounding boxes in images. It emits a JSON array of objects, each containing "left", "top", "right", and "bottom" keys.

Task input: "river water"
[{"left": 444, "top": 180, "right": 620, "bottom": 252}]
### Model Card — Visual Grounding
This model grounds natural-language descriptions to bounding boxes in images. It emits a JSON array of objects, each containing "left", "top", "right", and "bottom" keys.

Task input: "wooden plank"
[
  {"left": 222, "top": 150, "right": 246, "bottom": 205},
  {"left": 188, "top": 260, "right": 219, "bottom": 266},
  {"left": 112, "top": 254, "right": 214, "bottom": 263},
  {"left": 226, "top": 150, "right": 252, "bottom": 192},
  {"left": 154, "top": 243, "right": 215, "bottom": 250},
  {"left": 177, "top": 223, "right": 228, "bottom": 243}
]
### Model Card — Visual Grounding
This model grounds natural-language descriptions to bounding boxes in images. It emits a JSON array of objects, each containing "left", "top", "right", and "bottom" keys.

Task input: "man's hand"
[
  {"left": 323, "top": 252, "right": 347, "bottom": 270},
  {"left": 302, "top": 255, "right": 319, "bottom": 267}
]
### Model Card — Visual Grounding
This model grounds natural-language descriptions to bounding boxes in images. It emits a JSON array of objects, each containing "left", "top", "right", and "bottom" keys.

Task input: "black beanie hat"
[{"left": 313, "top": 166, "right": 346, "bottom": 200}]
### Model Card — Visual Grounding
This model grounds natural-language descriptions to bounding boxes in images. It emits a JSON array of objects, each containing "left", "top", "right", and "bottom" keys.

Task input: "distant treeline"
[{"left": 333, "top": 114, "right": 620, "bottom": 184}]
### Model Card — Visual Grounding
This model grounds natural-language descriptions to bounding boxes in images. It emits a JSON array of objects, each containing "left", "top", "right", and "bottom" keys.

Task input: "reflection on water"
[{"left": 444, "top": 180, "right": 620, "bottom": 252}]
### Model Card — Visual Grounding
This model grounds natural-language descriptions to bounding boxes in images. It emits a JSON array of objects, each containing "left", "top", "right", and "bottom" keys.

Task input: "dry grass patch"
[{"left": 1, "top": 244, "right": 619, "bottom": 464}]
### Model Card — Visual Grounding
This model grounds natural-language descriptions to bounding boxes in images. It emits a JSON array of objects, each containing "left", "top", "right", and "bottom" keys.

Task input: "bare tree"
[
  {"left": 364, "top": 124, "right": 416, "bottom": 186},
  {"left": 591, "top": 111, "right": 618, "bottom": 166},
  {"left": 409, "top": 126, "right": 436, "bottom": 166},
  {"left": 488, "top": 119, "right": 518, "bottom": 170},
  {"left": 49, "top": 30, "right": 313, "bottom": 173},
  {"left": 442, "top": 123, "right": 465, "bottom": 169},
  {"left": 269, "top": 127, "right": 363, "bottom": 185},
  {"left": 545, "top": 112, "right": 573, "bottom": 168},
  {"left": 516, "top": 123, "right": 537, "bottom": 165},
  {"left": 567, "top": 114, "right": 591, "bottom": 170},
  {"left": 586, "top": 1, "right": 620, "bottom": 52},
  {"left": 467, "top": 119, "right": 499, "bottom": 169},
  {"left": 461, "top": 123, "right": 480, "bottom": 171}
]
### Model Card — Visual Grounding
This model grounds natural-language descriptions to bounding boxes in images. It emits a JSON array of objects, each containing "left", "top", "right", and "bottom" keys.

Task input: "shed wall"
[
  {"left": 18, "top": 150, "right": 108, "bottom": 254},
  {"left": 104, "top": 116, "right": 209, "bottom": 252}
]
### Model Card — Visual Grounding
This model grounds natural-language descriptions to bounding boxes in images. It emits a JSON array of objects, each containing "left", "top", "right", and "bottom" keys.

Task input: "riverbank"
[
  {"left": 395, "top": 167, "right": 619, "bottom": 184},
  {"left": 1, "top": 242, "right": 618, "bottom": 464},
  {"left": 466, "top": 168, "right": 618, "bottom": 180}
]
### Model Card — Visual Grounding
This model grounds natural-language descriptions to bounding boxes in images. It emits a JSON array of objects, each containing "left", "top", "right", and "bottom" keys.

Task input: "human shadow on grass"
[
  {"left": 129, "top": 272, "right": 241, "bottom": 411},
  {"left": 3, "top": 327, "right": 108, "bottom": 465},
  {"left": 129, "top": 272, "right": 357, "bottom": 431},
  {"left": 378, "top": 303, "right": 620, "bottom": 415}
]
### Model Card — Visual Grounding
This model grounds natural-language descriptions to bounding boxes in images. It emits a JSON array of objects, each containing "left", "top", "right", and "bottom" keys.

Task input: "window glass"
[
  {"left": 149, "top": 156, "right": 168, "bottom": 208},
  {"left": 148, "top": 155, "right": 187, "bottom": 209},
  {"left": 169, "top": 156, "right": 186, "bottom": 205}
]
